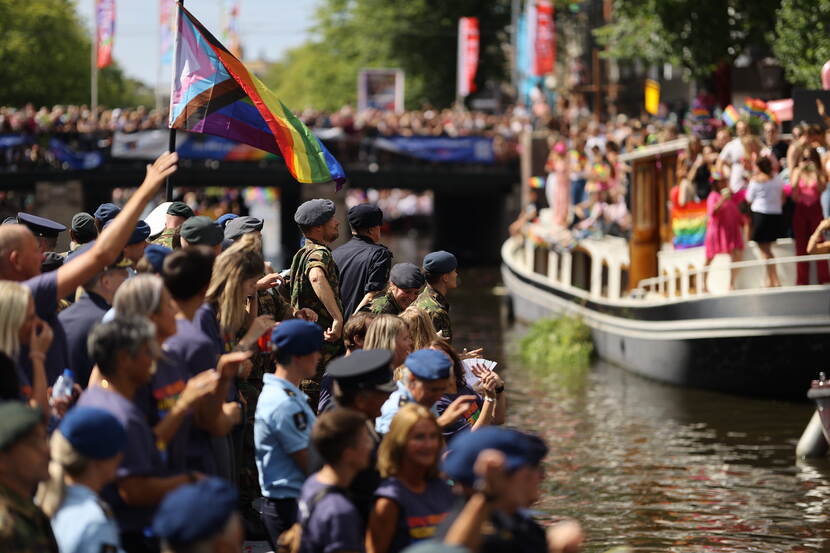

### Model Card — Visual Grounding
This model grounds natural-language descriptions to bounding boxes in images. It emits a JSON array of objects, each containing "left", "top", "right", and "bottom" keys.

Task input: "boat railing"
[{"left": 635, "top": 253, "right": 830, "bottom": 298}]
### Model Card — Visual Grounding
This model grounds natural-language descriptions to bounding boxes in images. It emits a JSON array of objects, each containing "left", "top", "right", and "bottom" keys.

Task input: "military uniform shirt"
[
  {"left": 149, "top": 227, "right": 177, "bottom": 249},
  {"left": 289, "top": 240, "right": 344, "bottom": 334},
  {"left": 375, "top": 380, "right": 415, "bottom": 435},
  {"left": 58, "top": 291, "right": 110, "bottom": 387},
  {"left": 254, "top": 374, "right": 316, "bottom": 499},
  {"left": 0, "top": 483, "right": 59, "bottom": 553},
  {"left": 332, "top": 235, "right": 392, "bottom": 318},
  {"left": 361, "top": 289, "right": 403, "bottom": 315},
  {"left": 51, "top": 484, "right": 122, "bottom": 553},
  {"left": 413, "top": 285, "right": 452, "bottom": 342}
]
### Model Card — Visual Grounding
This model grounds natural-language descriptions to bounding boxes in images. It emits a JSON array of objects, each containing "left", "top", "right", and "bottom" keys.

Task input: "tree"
[{"left": 774, "top": 0, "right": 830, "bottom": 88}]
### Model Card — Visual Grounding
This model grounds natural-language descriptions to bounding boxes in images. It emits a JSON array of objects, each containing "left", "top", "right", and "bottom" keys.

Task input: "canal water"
[{"left": 453, "top": 267, "right": 830, "bottom": 553}]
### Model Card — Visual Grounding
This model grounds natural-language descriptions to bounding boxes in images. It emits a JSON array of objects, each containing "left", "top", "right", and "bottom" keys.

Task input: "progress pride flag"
[
  {"left": 96, "top": 0, "right": 116, "bottom": 69},
  {"left": 533, "top": 0, "right": 554, "bottom": 76},
  {"left": 456, "top": 17, "right": 479, "bottom": 98}
]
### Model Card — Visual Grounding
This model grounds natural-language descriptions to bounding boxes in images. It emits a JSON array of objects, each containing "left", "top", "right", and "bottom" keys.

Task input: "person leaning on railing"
[{"left": 806, "top": 217, "right": 830, "bottom": 255}]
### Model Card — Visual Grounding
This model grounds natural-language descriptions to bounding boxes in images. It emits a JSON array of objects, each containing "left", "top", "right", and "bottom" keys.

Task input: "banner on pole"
[
  {"left": 96, "top": 0, "right": 116, "bottom": 69},
  {"left": 357, "top": 69, "right": 405, "bottom": 113},
  {"left": 645, "top": 79, "right": 660, "bottom": 115},
  {"left": 456, "top": 17, "right": 479, "bottom": 98},
  {"left": 160, "top": 0, "right": 175, "bottom": 65},
  {"left": 533, "top": 1, "right": 554, "bottom": 76}
]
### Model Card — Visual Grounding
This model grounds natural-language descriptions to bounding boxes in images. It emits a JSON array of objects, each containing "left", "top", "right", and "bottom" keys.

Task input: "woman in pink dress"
[
  {"left": 789, "top": 148, "right": 829, "bottom": 284},
  {"left": 703, "top": 176, "right": 745, "bottom": 292},
  {"left": 544, "top": 141, "right": 571, "bottom": 227}
]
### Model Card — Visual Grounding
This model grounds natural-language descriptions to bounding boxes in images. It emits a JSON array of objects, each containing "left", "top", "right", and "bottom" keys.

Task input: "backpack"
[{"left": 276, "top": 486, "right": 344, "bottom": 553}]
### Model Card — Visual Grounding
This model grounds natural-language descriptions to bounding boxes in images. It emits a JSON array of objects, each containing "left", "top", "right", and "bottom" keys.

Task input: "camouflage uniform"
[
  {"left": 289, "top": 239, "right": 345, "bottom": 403},
  {"left": 361, "top": 289, "right": 403, "bottom": 315},
  {"left": 414, "top": 285, "right": 452, "bottom": 342},
  {"left": 0, "top": 484, "right": 59, "bottom": 553},
  {"left": 149, "top": 227, "right": 180, "bottom": 249}
]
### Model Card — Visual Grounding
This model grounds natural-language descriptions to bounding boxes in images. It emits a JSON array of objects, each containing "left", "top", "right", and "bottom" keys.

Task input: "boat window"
[
  {"left": 571, "top": 249, "right": 591, "bottom": 291},
  {"left": 620, "top": 266, "right": 629, "bottom": 293},
  {"left": 533, "top": 247, "right": 549, "bottom": 277},
  {"left": 600, "top": 262, "right": 610, "bottom": 297}
]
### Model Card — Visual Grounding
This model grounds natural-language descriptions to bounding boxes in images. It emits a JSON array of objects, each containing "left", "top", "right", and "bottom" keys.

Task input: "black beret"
[
  {"left": 153, "top": 478, "right": 238, "bottom": 546},
  {"left": 294, "top": 199, "right": 335, "bottom": 227},
  {"left": 326, "top": 350, "right": 397, "bottom": 392},
  {"left": 17, "top": 212, "right": 66, "bottom": 238},
  {"left": 166, "top": 202, "right": 195, "bottom": 219},
  {"left": 180, "top": 216, "right": 224, "bottom": 246},
  {"left": 348, "top": 203, "right": 383, "bottom": 229},
  {"left": 423, "top": 251, "right": 458, "bottom": 274},
  {"left": 41, "top": 252, "right": 65, "bottom": 273},
  {"left": 224, "top": 216, "right": 264, "bottom": 241},
  {"left": 70, "top": 212, "right": 98, "bottom": 244},
  {"left": 0, "top": 402, "right": 41, "bottom": 450},
  {"left": 390, "top": 263, "right": 425, "bottom": 289}
]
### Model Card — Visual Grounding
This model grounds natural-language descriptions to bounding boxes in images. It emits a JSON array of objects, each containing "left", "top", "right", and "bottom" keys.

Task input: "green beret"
[
  {"left": 0, "top": 402, "right": 40, "bottom": 450},
  {"left": 167, "top": 202, "right": 195, "bottom": 219}
]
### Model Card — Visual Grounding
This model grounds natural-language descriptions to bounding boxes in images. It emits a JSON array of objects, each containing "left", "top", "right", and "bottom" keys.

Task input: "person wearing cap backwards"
[
  {"left": 150, "top": 202, "right": 194, "bottom": 249},
  {"left": 16, "top": 212, "right": 67, "bottom": 254},
  {"left": 413, "top": 251, "right": 458, "bottom": 343},
  {"left": 179, "top": 216, "right": 224, "bottom": 255},
  {"left": 152, "top": 478, "right": 244, "bottom": 553},
  {"left": 35, "top": 406, "right": 127, "bottom": 553},
  {"left": 363, "top": 263, "right": 425, "bottom": 316},
  {"left": 375, "top": 350, "right": 476, "bottom": 436},
  {"left": 333, "top": 203, "right": 392, "bottom": 317},
  {"left": 290, "top": 198, "right": 345, "bottom": 403},
  {"left": 254, "top": 319, "right": 323, "bottom": 550},
  {"left": 0, "top": 151, "right": 178, "bottom": 385},
  {"left": 0, "top": 401, "right": 57, "bottom": 552}
]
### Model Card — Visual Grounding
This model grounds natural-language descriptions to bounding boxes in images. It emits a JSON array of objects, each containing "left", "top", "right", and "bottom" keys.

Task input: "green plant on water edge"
[{"left": 518, "top": 316, "right": 594, "bottom": 384}]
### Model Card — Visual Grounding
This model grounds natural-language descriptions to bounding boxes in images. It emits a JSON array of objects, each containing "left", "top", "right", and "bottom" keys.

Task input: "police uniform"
[
  {"left": 333, "top": 204, "right": 392, "bottom": 318},
  {"left": 18, "top": 212, "right": 66, "bottom": 253},
  {"left": 153, "top": 478, "right": 238, "bottom": 552},
  {"left": 414, "top": 251, "right": 458, "bottom": 343}
]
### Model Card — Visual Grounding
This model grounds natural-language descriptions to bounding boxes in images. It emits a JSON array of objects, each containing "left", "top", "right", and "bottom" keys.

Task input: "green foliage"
[
  {"left": 519, "top": 316, "right": 594, "bottom": 385},
  {"left": 774, "top": 0, "right": 830, "bottom": 88}
]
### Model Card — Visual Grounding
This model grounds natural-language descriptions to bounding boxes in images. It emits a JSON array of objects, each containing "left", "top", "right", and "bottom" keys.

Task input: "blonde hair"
[
  {"left": 114, "top": 274, "right": 164, "bottom": 317},
  {"left": 35, "top": 431, "right": 89, "bottom": 518},
  {"left": 205, "top": 233, "right": 264, "bottom": 336},
  {"left": 377, "top": 403, "right": 442, "bottom": 479},
  {"left": 399, "top": 307, "right": 437, "bottom": 351},
  {"left": 364, "top": 314, "right": 407, "bottom": 352},
  {"left": 0, "top": 281, "right": 31, "bottom": 357}
]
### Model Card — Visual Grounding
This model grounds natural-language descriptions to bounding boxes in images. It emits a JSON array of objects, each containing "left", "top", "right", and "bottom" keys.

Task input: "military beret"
[
  {"left": 153, "top": 478, "right": 238, "bottom": 546},
  {"left": 294, "top": 199, "right": 335, "bottom": 227},
  {"left": 326, "top": 350, "right": 397, "bottom": 392},
  {"left": 93, "top": 203, "right": 121, "bottom": 225},
  {"left": 0, "top": 401, "right": 41, "bottom": 450},
  {"left": 143, "top": 244, "right": 173, "bottom": 274},
  {"left": 181, "top": 216, "right": 224, "bottom": 246},
  {"left": 215, "top": 213, "right": 239, "bottom": 229},
  {"left": 104, "top": 219, "right": 150, "bottom": 245},
  {"left": 442, "top": 427, "right": 544, "bottom": 485},
  {"left": 224, "top": 216, "right": 264, "bottom": 241},
  {"left": 404, "top": 349, "right": 451, "bottom": 381},
  {"left": 58, "top": 406, "right": 126, "bottom": 459},
  {"left": 70, "top": 212, "right": 98, "bottom": 244},
  {"left": 348, "top": 203, "right": 383, "bottom": 230},
  {"left": 390, "top": 263, "right": 425, "bottom": 289},
  {"left": 17, "top": 212, "right": 66, "bottom": 238},
  {"left": 271, "top": 319, "right": 323, "bottom": 356},
  {"left": 41, "top": 252, "right": 65, "bottom": 273},
  {"left": 423, "top": 251, "right": 457, "bottom": 274},
  {"left": 166, "top": 201, "right": 195, "bottom": 219}
]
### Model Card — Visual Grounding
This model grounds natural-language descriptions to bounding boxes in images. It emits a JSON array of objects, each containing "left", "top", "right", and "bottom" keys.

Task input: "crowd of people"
[{"left": 0, "top": 151, "right": 584, "bottom": 553}]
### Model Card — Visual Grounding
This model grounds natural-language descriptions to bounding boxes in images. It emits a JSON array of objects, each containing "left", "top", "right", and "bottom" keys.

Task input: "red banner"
[
  {"left": 456, "top": 17, "right": 479, "bottom": 98},
  {"left": 96, "top": 0, "right": 116, "bottom": 69},
  {"left": 533, "top": 1, "right": 554, "bottom": 76}
]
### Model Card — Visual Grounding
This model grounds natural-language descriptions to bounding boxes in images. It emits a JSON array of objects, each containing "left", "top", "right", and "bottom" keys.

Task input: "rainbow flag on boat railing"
[{"left": 672, "top": 200, "right": 707, "bottom": 249}]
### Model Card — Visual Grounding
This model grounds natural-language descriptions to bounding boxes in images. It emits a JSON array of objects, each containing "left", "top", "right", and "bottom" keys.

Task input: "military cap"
[
  {"left": 224, "top": 216, "right": 264, "bottom": 241},
  {"left": 0, "top": 401, "right": 41, "bottom": 450},
  {"left": 17, "top": 212, "right": 66, "bottom": 238},
  {"left": 442, "top": 427, "right": 544, "bottom": 485},
  {"left": 41, "top": 252, "right": 65, "bottom": 273},
  {"left": 181, "top": 216, "right": 224, "bottom": 246},
  {"left": 294, "top": 198, "right": 335, "bottom": 227},
  {"left": 404, "top": 349, "right": 451, "bottom": 381},
  {"left": 327, "top": 350, "right": 397, "bottom": 393},
  {"left": 390, "top": 263, "right": 425, "bottom": 289},
  {"left": 66, "top": 241, "right": 131, "bottom": 270},
  {"left": 93, "top": 203, "right": 121, "bottom": 225},
  {"left": 423, "top": 251, "right": 458, "bottom": 274},
  {"left": 215, "top": 213, "right": 239, "bottom": 229},
  {"left": 271, "top": 319, "right": 323, "bottom": 356},
  {"left": 70, "top": 212, "right": 98, "bottom": 244},
  {"left": 58, "top": 406, "right": 126, "bottom": 459},
  {"left": 153, "top": 478, "right": 238, "bottom": 546},
  {"left": 143, "top": 244, "right": 173, "bottom": 274},
  {"left": 145, "top": 202, "right": 172, "bottom": 237},
  {"left": 104, "top": 219, "right": 150, "bottom": 245},
  {"left": 348, "top": 203, "right": 383, "bottom": 230},
  {"left": 166, "top": 201, "right": 195, "bottom": 219}
]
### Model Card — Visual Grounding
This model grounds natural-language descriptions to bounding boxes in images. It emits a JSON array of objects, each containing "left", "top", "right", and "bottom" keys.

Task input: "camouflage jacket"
[
  {"left": 289, "top": 240, "right": 344, "bottom": 333},
  {"left": 149, "top": 227, "right": 179, "bottom": 249},
  {"left": 0, "top": 485, "right": 58, "bottom": 553},
  {"left": 362, "top": 289, "right": 403, "bottom": 316},
  {"left": 413, "top": 285, "right": 452, "bottom": 342}
]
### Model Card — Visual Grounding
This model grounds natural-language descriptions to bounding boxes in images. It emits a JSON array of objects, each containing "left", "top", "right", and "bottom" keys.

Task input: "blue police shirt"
[
  {"left": 255, "top": 374, "right": 316, "bottom": 499},
  {"left": 51, "top": 483, "right": 123, "bottom": 553},
  {"left": 58, "top": 291, "right": 110, "bottom": 388},
  {"left": 375, "top": 380, "right": 414, "bottom": 435}
]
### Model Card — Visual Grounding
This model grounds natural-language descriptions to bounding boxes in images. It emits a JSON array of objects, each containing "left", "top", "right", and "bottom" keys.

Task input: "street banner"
[
  {"left": 373, "top": 136, "right": 494, "bottom": 164},
  {"left": 456, "top": 17, "right": 479, "bottom": 98},
  {"left": 533, "top": 1, "right": 555, "bottom": 76},
  {"left": 357, "top": 69, "right": 405, "bottom": 113},
  {"left": 645, "top": 79, "right": 660, "bottom": 115},
  {"left": 160, "top": 0, "right": 175, "bottom": 65},
  {"left": 96, "top": 0, "right": 116, "bottom": 69}
]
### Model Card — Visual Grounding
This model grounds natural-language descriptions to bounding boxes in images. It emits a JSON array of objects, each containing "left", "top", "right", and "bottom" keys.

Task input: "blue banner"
[
  {"left": 0, "top": 135, "right": 30, "bottom": 148},
  {"left": 373, "top": 136, "right": 494, "bottom": 163},
  {"left": 49, "top": 139, "right": 103, "bottom": 170}
]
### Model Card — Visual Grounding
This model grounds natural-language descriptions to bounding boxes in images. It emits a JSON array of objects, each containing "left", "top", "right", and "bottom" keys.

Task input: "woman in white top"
[{"left": 746, "top": 155, "right": 785, "bottom": 287}]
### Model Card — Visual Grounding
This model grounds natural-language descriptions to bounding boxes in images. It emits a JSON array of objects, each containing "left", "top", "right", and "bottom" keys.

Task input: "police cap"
[
  {"left": 58, "top": 406, "right": 126, "bottom": 459},
  {"left": 423, "top": 251, "right": 457, "bottom": 274},
  {"left": 348, "top": 203, "right": 383, "bottom": 230},
  {"left": 294, "top": 199, "right": 335, "bottom": 227},
  {"left": 442, "top": 427, "right": 544, "bottom": 485},
  {"left": 104, "top": 219, "right": 150, "bottom": 245},
  {"left": 0, "top": 401, "right": 41, "bottom": 451},
  {"left": 166, "top": 201, "right": 194, "bottom": 219},
  {"left": 215, "top": 213, "right": 239, "bottom": 229},
  {"left": 271, "top": 319, "right": 323, "bottom": 356},
  {"left": 41, "top": 252, "right": 64, "bottom": 273},
  {"left": 143, "top": 244, "right": 173, "bottom": 274},
  {"left": 404, "top": 349, "right": 451, "bottom": 381},
  {"left": 17, "top": 212, "right": 66, "bottom": 238},
  {"left": 327, "top": 350, "right": 397, "bottom": 393},
  {"left": 152, "top": 478, "right": 238, "bottom": 546},
  {"left": 70, "top": 212, "right": 98, "bottom": 244},
  {"left": 180, "top": 216, "right": 224, "bottom": 246},
  {"left": 224, "top": 216, "right": 264, "bottom": 241},
  {"left": 93, "top": 203, "right": 121, "bottom": 225},
  {"left": 390, "top": 263, "right": 425, "bottom": 289}
]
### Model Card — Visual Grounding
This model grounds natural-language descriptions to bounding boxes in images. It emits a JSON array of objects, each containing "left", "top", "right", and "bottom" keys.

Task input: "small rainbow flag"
[
  {"left": 721, "top": 104, "right": 740, "bottom": 127},
  {"left": 672, "top": 200, "right": 707, "bottom": 249},
  {"left": 169, "top": 4, "right": 346, "bottom": 188},
  {"left": 743, "top": 98, "right": 778, "bottom": 123},
  {"left": 528, "top": 176, "right": 545, "bottom": 189}
]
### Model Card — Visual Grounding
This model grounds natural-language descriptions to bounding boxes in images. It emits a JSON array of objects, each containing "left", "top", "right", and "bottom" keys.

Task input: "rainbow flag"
[
  {"left": 671, "top": 199, "right": 707, "bottom": 249},
  {"left": 743, "top": 98, "right": 778, "bottom": 123},
  {"left": 169, "top": 5, "right": 346, "bottom": 188},
  {"left": 528, "top": 176, "right": 545, "bottom": 189},
  {"left": 721, "top": 104, "right": 740, "bottom": 127}
]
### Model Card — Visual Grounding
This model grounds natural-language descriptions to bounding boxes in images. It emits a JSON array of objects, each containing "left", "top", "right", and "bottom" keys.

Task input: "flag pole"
[
  {"left": 91, "top": 0, "right": 99, "bottom": 111},
  {"left": 165, "top": 0, "right": 182, "bottom": 202}
]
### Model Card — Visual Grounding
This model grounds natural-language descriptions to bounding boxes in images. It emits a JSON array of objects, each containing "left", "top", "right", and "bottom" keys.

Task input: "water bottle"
[{"left": 51, "top": 369, "right": 75, "bottom": 401}]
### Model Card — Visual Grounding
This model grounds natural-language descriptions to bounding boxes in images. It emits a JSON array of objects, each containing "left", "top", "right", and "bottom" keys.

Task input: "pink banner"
[
  {"left": 456, "top": 17, "right": 479, "bottom": 98},
  {"left": 96, "top": 0, "right": 116, "bottom": 69},
  {"left": 533, "top": 0, "right": 554, "bottom": 76}
]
